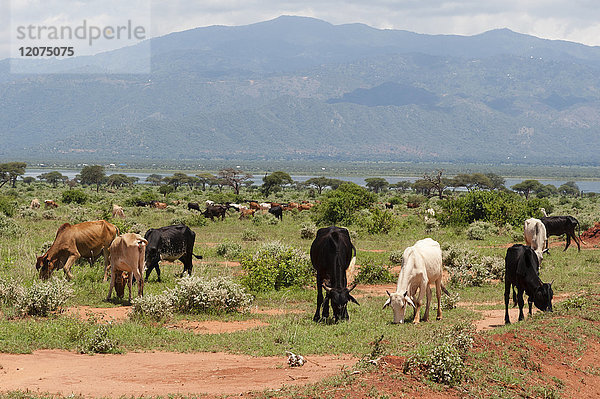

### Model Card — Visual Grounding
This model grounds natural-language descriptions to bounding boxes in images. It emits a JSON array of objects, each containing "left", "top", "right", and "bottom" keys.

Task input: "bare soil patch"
[
  {"left": 165, "top": 319, "right": 269, "bottom": 334},
  {"left": 63, "top": 306, "right": 131, "bottom": 322},
  {"left": 0, "top": 350, "right": 355, "bottom": 397}
]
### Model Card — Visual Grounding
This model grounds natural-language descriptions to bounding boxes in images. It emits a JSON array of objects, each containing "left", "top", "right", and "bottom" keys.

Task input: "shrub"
[
  {"left": 466, "top": 220, "right": 498, "bottom": 240},
  {"left": 68, "top": 206, "right": 88, "bottom": 224},
  {"left": 167, "top": 276, "right": 253, "bottom": 313},
  {"left": 15, "top": 278, "right": 74, "bottom": 316},
  {"left": 62, "top": 189, "right": 88, "bottom": 204},
  {"left": 242, "top": 229, "right": 259, "bottom": 241},
  {"left": 0, "top": 196, "right": 17, "bottom": 217},
  {"left": 426, "top": 343, "right": 464, "bottom": 385},
  {"left": 216, "top": 241, "right": 243, "bottom": 259},
  {"left": 130, "top": 294, "right": 174, "bottom": 321},
  {"left": 354, "top": 258, "right": 394, "bottom": 284},
  {"left": 424, "top": 217, "right": 440, "bottom": 233},
  {"left": 42, "top": 210, "right": 57, "bottom": 219},
  {"left": 367, "top": 208, "right": 397, "bottom": 235},
  {"left": 18, "top": 207, "right": 39, "bottom": 220},
  {"left": 241, "top": 242, "right": 313, "bottom": 292},
  {"left": 300, "top": 223, "right": 317, "bottom": 240},
  {"left": 312, "top": 182, "right": 376, "bottom": 226},
  {"left": 443, "top": 244, "right": 503, "bottom": 287},
  {"left": 78, "top": 324, "right": 119, "bottom": 354},
  {"left": 0, "top": 215, "right": 21, "bottom": 237},
  {"left": 441, "top": 291, "right": 460, "bottom": 310},
  {"left": 389, "top": 250, "right": 403, "bottom": 264},
  {"left": 0, "top": 278, "right": 26, "bottom": 305},
  {"left": 183, "top": 213, "right": 208, "bottom": 227},
  {"left": 252, "top": 212, "right": 279, "bottom": 225}
]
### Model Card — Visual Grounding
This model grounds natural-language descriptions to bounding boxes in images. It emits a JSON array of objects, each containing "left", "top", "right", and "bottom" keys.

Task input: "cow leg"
[
  {"left": 127, "top": 273, "right": 133, "bottom": 304},
  {"left": 180, "top": 254, "right": 192, "bottom": 277},
  {"left": 322, "top": 296, "right": 330, "bottom": 319},
  {"left": 63, "top": 254, "right": 79, "bottom": 281},
  {"left": 570, "top": 231, "right": 581, "bottom": 251},
  {"left": 504, "top": 281, "right": 511, "bottom": 324},
  {"left": 413, "top": 282, "right": 427, "bottom": 324},
  {"left": 435, "top": 280, "right": 443, "bottom": 320},
  {"left": 106, "top": 267, "right": 116, "bottom": 301},
  {"left": 528, "top": 297, "right": 533, "bottom": 316},
  {"left": 422, "top": 285, "right": 432, "bottom": 322},
  {"left": 564, "top": 234, "right": 571, "bottom": 251},
  {"left": 313, "top": 276, "right": 324, "bottom": 322},
  {"left": 102, "top": 247, "right": 111, "bottom": 282},
  {"left": 517, "top": 288, "right": 525, "bottom": 321}
]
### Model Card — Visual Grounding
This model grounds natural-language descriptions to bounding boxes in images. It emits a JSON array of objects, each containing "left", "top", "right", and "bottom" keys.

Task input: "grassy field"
[{"left": 0, "top": 181, "right": 599, "bottom": 397}]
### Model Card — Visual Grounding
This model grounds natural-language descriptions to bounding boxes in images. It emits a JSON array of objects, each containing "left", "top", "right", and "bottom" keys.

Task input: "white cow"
[
  {"left": 383, "top": 238, "right": 448, "bottom": 324},
  {"left": 30, "top": 198, "right": 40, "bottom": 209},
  {"left": 107, "top": 233, "right": 147, "bottom": 303},
  {"left": 524, "top": 218, "right": 547, "bottom": 263},
  {"left": 112, "top": 204, "right": 125, "bottom": 218}
]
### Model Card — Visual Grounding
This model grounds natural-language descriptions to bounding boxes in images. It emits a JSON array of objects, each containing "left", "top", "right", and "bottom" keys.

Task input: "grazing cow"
[
  {"left": 504, "top": 244, "right": 553, "bottom": 324},
  {"left": 205, "top": 200, "right": 215, "bottom": 206},
  {"left": 30, "top": 199, "right": 41, "bottom": 209},
  {"left": 36, "top": 220, "right": 118, "bottom": 280},
  {"left": 249, "top": 201, "right": 261, "bottom": 210},
  {"left": 187, "top": 202, "right": 201, "bottom": 212},
  {"left": 112, "top": 204, "right": 125, "bottom": 218},
  {"left": 239, "top": 208, "right": 256, "bottom": 219},
  {"left": 539, "top": 209, "right": 583, "bottom": 252},
  {"left": 383, "top": 238, "right": 448, "bottom": 324},
  {"left": 298, "top": 204, "right": 312, "bottom": 211},
  {"left": 310, "top": 226, "right": 359, "bottom": 322},
  {"left": 524, "top": 218, "right": 547, "bottom": 262},
  {"left": 259, "top": 202, "right": 272, "bottom": 210},
  {"left": 44, "top": 200, "right": 58, "bottom": 208},
  {"left": 384, "top": 202, "right": 393, "bottom": 209},
  {"left": 287, "top": 202, "right": 299, "bottom": 209},
  {"left": 268, "top": 205, "right": 283, "bottom": 220},
  {"left": 135, "top": 200, "right": 150, "bottom": 207},
  {"left": 203, "top": 205, "right": 227, "bottom": 220},
  {"left": 406, "top": 202, "right": 419, "bottom": 209},
  {"left": 144, "top": 224, "right": 202, "bottom": 281},
  {"left": 107, "top": 233, "right": 147, "bottom": 303},
  {"left": 151, "top": 201, "right": 167, "bottom": 209}
]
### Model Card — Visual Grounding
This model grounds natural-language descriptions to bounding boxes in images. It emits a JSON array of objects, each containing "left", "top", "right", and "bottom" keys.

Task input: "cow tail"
[
  {"left": 577, "top": 220, "right": 587, "bottom": 245},
  {"left": 441, "top": 283, "right": 450, "bottom": 296},
  {"left": 192, "top": 254, "right": 203, "bottom": 259}
]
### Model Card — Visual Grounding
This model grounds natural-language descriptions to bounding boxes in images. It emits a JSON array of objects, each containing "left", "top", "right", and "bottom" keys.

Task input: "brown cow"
[
  {"left": 36, "top": 220, "right": 118, "bottom": 280},
  {"left": 152, "top": 201, "right": 167, "bottom": 209},
  {"left": 30, "top": 199, "right": 41, "bottom": 209},
  {"left": 239, "top": 208, "right": 256, "bottom": 219},
  {"left": 298, "top": 204, "right": 313, "bottom": 211},
  {"left": 249, "top": 201, "right": 260, "bottom": 210},
  {"left": 107, "top": 233, "right": 147, "bottom": 303},
  {"left": 44, "top": 200, "right": 58, "bottom": 208}
]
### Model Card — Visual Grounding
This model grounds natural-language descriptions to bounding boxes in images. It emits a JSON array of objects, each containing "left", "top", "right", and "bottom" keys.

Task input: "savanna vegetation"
[{"left": 0, "top": 164, "right": 599, "bottom": 398}]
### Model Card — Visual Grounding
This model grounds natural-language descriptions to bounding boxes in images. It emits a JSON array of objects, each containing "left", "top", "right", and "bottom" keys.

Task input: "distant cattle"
[
  {"left": 383, "top": 238, "right": 449, "bottom": 324},
  {"left": 249, "top": 202, "right": 261, "bottom": 210},
  {"left": 107, "top": 233, "right": 147, "bottom": 303},
  {"left": 406, "top": 202, "right": 420, "bottom": 209},
  {"left": 44, "top": 200, "right": 58, "bottom": 208},
  {"left": 187, "top": 202, "right": 201, "bottom": 212},
  {"left": 203, "top": 205, "right": 227, "bottom": 221},
  {"left": 539, "top": 209, "right": 583, "bottom": 252},
  {"left": 144, "top": 224, "right": 202, "bottom": 281},
  {"left": 524, "top": 218, "right": 547, "bottom": 262},
  {"left": 310, "top": 226, "right": 359, "bottom": 322},
  {"left": 298, "top": 204, "right": 313, "bottom": 211},
  {"left": 151, "top": 201, "right": 167, "bottom": 209},
  {"left": 268, "top": 205, "right": 283, "bottom": 220},
  {"left": 36, "top": 220, "right": 118, "bottom": 280},
  {"left": 384, "top": 202, "right": 393, "bottom": 209},
  {"left": 30, "top": 199, "right": 40, "bottom": 209},
  {"left": 239, "top": 208, "right": 256, "bottom": 219},
  {"left": 112, "top": 204, "right": 125, "bottom": 218},
  {"left": 504, "top": 244, "right": 553, "bottom": 324},
  {"left": 135, "top": 200, "right": 150, "bottom": 207}
]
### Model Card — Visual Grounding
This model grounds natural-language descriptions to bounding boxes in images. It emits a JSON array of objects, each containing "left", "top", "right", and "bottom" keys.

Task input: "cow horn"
[
  {"left": 349, "top": 295, "right": 359, "bottom": 306},
  {"left": 322, "top": 283, "right": 332, "bottom": 292},
  {"left": 550, "top": 279, "right": 554, "bottom": 286},
  {"left": 386, "top": 290, "right": 391, "bottom": 297},
  {"left": 383, "top": 297, "right": 391, "bottom": 309},
  {"left": 348, "top": 282, "right": 357, "bottom": 292},
  {"left": 404, "top": 291, "right": 416, "bottom": 308}
]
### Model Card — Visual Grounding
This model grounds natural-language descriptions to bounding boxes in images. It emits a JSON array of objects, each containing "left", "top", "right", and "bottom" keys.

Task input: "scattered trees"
[
  {"left": 218, "top": 168, "right": 253, "bottom": 195},
  {"left": 78, "top": 165, "right": 106, "bottom": 192},
  {"left": 365, "top": 177, "right": 389, "bottom": 193},
  {"left": 261, "top": 171, "right": 293, "bottom": 197},
  {"left": 38, "top": 171, "right": 66, "bottom": 187},
  {"left": 0, "top": 162, "right": 27, "bottom": 188}
]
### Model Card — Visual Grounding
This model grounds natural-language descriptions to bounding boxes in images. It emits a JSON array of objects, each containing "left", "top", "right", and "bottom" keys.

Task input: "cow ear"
[
  {"left": 383, "top": 297, "right": 391, "bottom": 309},
  {"left": 349, "top": 295, "right": 359, "bottom": 306},
  {"left": 322, "top": 283, "right": 332, "bottom": 292}
]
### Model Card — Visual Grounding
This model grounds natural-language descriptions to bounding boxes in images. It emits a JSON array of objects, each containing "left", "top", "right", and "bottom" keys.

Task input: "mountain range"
[{"left": 2, "top": 15, "right": 600, "bottom": 164}]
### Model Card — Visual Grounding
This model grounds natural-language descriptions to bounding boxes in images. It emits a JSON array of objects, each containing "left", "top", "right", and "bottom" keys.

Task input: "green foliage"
[
  {"left": 0, "top": 195, "right": 17, "bottom": 217},
  {"left": 241, "top": 229, "right": 259, "bottom": 241},
  {"left": 443, "top": 244, "right": 504, "bottom": 287},
  {"left": 216, "top": 241, "right": 243, "bottom": 259},
  {"left": 170, "top": 213, "right": 207, "bottom": 227},
  {"left": 300, "top": 223, "right": 317, "bottom": 239},
  {"left": 354, "top": 258, "right": 394, "bottom": 284},
  {"left": 389, "top": 250, "right": 403, "bottom": 264},
  {"left": 0, "top": 215, "right": 21, "bottom": 237},
  {"left": 441, "top": 291, "right": 460, "bottom": 310},
  {"left": 167, "top": 276, "right": 253, "bottom": 314},
  {"left": 130, "top": 293, "right": 174, "bottom": 321},
  {"left": 241, "top": 242, "right": 313, "bottom": 292},
  {"left": 466, "top": 221, "right": 499, "bottom": 240},
  {"left": 62, "top": 189, "right": 88, "bottom": 204},
  {"left": 15, "top": 278, "right": 74, "bottom": 316},
  {"left": 78, "top": 323, "right": 120, "bottom": 354},
  {"left": 312, "top": 182, "right": 376, "bottom": 225},
  {"left": 0, "top": 278, "right": 26, "bottom": 305},
  {"left": 252, "top": 212, "right": 279, "bottom": 225},
  {"left": 366, "top": 207, "right": 397, "bottom": 234},
  {"left": 438, "top": 190, "right": 551, "bottom": 227},
  {"left": 126, "top": 191, "right": 157, "bottom": 205}
]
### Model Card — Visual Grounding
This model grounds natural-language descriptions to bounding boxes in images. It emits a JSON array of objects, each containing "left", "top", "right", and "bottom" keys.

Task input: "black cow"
[
  {"left": 203, "top": 205, "right": 227, "bottom": 221},
  {"left": 540, "top": 215, "right": 582, "bottom": 252},
  {"left": 144, "top": 224, "right": 202, "bottom": 282},
  {"left": 504, "top": 244, "right": 553, "bottom": 324},
  {"left": 135, "top": 200, "right": 150, "bottom": 207},
  {"left": 310, "top": 226, "right": 359, "bottom": 322},
  {"left": 187, "top": 202, "right": 201, "bottom": 212},
  {"left": 268, "top": 205, "right": 283, "bottom": 220}
]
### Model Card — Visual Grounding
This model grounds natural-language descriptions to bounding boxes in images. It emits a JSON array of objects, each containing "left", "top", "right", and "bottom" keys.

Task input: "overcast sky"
[{"left": 2, "top": 0, "right": 600, "bottom": 59}]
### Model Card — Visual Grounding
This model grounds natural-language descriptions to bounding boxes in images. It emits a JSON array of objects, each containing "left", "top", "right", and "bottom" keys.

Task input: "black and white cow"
[
  {"left": 310, "top": 226, "right": 358, "bottom": 322},
  {"left": 504, "top": 244, "right": 553, "bottom": 324},
  {"left": 144, "top": 224, "right": 202, "bottom": 282}
]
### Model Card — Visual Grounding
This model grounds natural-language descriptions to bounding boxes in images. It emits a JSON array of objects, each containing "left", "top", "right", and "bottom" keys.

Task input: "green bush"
[
  {"left": 252, "top": 212, "right": 279, "bottom": 225},
  {"left": 126, "top": 191, "right": 157, "bottom": 206},
  {"left": 130, "top": 294, "right": 174, "bottom": 321},
  {"left": 216, "top": 241, "right": 243, "bottom": 259},
  {"left": 312, "top": 182, "right": 376, "bottom": 226},
  {"left": 15, "top": 278, "right": 74, "bottom": 316},
  {"left": 242, "top": 229, "right": 259, "bottom": 241},
  {"left": 354, "top": 258, "right": 394, "bottom": 284},
  {"left": 366, "top": 207, "right": 397, "bottom": 235},
  {"left": 0, "top": 278, "right": 26, "bottom": 305},
  {"left": 62, "top": 189, "right": 88, "bottom": 204},
  {"left": 443, "top": 244, "right": 503, "bottom": 287},
  {"left": 466, "top": 220, "right": 498, "bottom": 240},
  {"left": 167, "top": 276, "right": 253, "bottom": 313},
  {"left": 0, "top": 215, "right": 21, "bottom": 237},
  {"left": 0, "top": 196, "right": 17, "bottom": 217},
  {"left": 241, "top": 242, "right": 314, "bottom": 292},
  {"left": 389, "top": 250, "right": 403, "bottom": 264},
  {"left": 78, "top": 324, "right": 120, "bottom": 354},
  {"left": 300, "top": 223, "right": 317, "bottom": 239}
]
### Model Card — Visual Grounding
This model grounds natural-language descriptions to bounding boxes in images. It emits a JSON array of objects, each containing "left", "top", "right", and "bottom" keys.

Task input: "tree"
[
  {"left": 22, "top": 176, "right": 35, "bottom": 185},
  {"left": 38, "top": 171, "right": 66, "bottom": 187},
  {"left": 196, "top": 173, "right": 215, "bottom": 191},
  {"left": 158, "top": 185, "right": 174, "bottom": 197},
  {"left": 390, "top": 181, "right": 411, "bottom": 193},
  {"left": 511, "top": 180, "right": 543, "bottom": 199},
  {"left": 79, "top": 165, "right": 106, "bottom": 192},
  {"left": 423, "top": 170, "right": 449, "bottom": 198},
  {"left": 163, "top": 173, "right": 190, "bottom": 190},
  {"left": 304, "top": 176, "right": 332, "bottom": 194},
  {"left": 313, "top": 182, "right": 377, "bottom": 225},
  {"left": 558, "top": 181, "right": 580, "bottom": 197},
  {"left": 0, "top": 162, "right": 27, "bottom": 188},
  {"left": 106, "top": 173, "right": 134, "bottom": 188},
  {"left": 262, "top": 171, "right": 293, "bottom": 197},
  {"left": 365, "top": 177, "right": 389, "bottom": 193},
  {"left": 485, "top": 173, "right": 506, "bottom": 190},
  {"left": 412, "top": 179, "right": 434, "bottom": 196},
  {"left": 146, "top": 174, "right": 163, "bottom": 185},
  {"left": 218, "top": 168, "right": 253, "bottom": 195}
]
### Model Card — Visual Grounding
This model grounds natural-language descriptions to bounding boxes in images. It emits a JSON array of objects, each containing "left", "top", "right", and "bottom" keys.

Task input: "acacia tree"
[
  {"left": 304, "top": 176, "right": 332, "bottom": 194},
  {"left": 79, "top": 165, "right": 106, "bottom": 192},
  {"left": 38, "top": 171, "right": 66, "bottom": 187},
  {"left": 106, "top": 174, "right": 136, "bottom": 188},
  {"left": 218, "top": 168, "right": 253, "bottom": 195},
  {"left": 0, "top": 162, "right": 27, "bottom": 188},
  {"left": 261, "top": 171, "right": 293, "bottom": 197},
  {"left": 511, "top": 180, "right": 543, "bottom": 199},
  {"left": 196, "top": 173, "right": 215, "bottom": 191},
  {"left": 423, "top": 170, "right": 450, "bottom": 199},
  {"left": 146, "top": 174, "right": 163, "bottom": 185},
  {"left": 558, "top": 181, "right": 580, "bottom": 197},
  {"left": 163, "top": 173, "right": 190, "bottom": 190},
  {"left": 365, "top": 177, "right": 389, "bottom": 193}
]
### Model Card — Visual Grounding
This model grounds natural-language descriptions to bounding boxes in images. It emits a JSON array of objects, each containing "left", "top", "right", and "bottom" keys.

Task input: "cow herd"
[{"left": 33, "top": 204, "right": 580, "bottom": 326}]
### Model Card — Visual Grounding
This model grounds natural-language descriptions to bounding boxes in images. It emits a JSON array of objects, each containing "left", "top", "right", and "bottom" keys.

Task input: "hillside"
[{"left": 2, "top": 16, "right": 600, "bottom": 164}]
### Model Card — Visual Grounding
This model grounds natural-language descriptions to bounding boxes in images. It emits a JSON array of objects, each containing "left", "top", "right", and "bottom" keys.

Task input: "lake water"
[{"left": 22, "top": 169, "right": 600, "bottom": 193}]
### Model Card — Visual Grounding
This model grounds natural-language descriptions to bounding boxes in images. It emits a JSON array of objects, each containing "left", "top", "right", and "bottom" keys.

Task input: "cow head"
[
  {"left": 323, "top": 282, "right": 359, "bottom": 322},
  {"left": 383, "top": 290, "right": 416, "bottom": 324},
  {"left": 36, "top": 255, "right": 55, "bottom": 280},
  {"left": 533, "top": 281, "right": 554, "bottom": 312}
]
